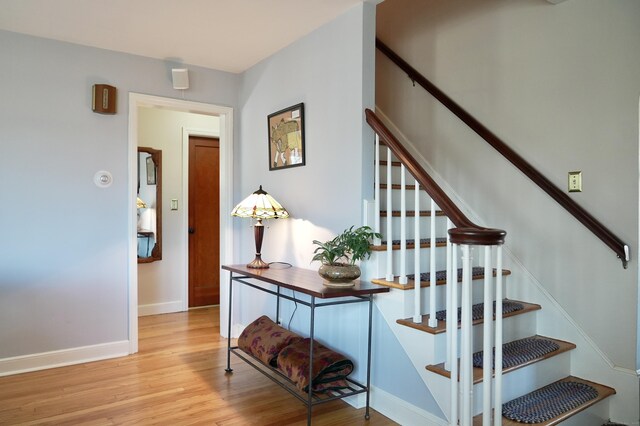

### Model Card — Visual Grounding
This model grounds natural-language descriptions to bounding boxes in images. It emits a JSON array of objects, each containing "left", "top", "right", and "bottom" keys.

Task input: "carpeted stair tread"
[
  {"left": 473, "top": 336, "right": 560, "bottom": 369},
  {"left": 379, "top": 210, "right": 446, "bottom": 217},
  {"left": 380, "top": 183, "right": 417, "bottom": 190},
  {"left": 502, "top": 380, "right": 598, "bottom": 423},
  {"left": 435, "top": 300, "right": 524, "bottom": 323},
  {"left": 426, "top": 335, "right": 576, "bottom": 383},
  {"left": 472, "top": 376, "right": 616, "bottom": 426},
  {"left": 371, "top": 267, "right": 511, "bottom": 290},
  {"left": 371, "top": 237, "right": 447, "bottom": 251},
  {"left": 397, "top": 299, "right": 541, "bottom": 335}
]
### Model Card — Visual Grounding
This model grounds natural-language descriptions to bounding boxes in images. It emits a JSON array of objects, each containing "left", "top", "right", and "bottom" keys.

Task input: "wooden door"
[{"left": 188, "top": 136, "right": 220, "bottom": 307}]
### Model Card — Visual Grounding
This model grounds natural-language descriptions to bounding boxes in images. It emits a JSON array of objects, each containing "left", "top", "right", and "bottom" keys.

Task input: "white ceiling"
[{"left": 0, "top": 0, "right": 367, "bottom": 73}]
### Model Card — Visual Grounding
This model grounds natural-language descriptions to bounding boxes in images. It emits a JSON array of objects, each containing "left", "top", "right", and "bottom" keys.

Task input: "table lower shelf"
[{"left": 228, "top": 346, "right": 368, "bottom": 406}]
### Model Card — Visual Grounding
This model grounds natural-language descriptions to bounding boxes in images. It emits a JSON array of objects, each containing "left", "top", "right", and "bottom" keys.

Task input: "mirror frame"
[{"left": 137, "top": 147, "right": 162, "bottom": 263}]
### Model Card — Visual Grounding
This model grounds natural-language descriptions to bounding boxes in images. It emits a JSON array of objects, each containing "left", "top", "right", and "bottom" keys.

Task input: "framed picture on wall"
[
  {"left": 146, "top": 155, "right": 156, "bottom": 185},
  {"left": 268, "top": 103, "right": 305, "bottom": 170}
]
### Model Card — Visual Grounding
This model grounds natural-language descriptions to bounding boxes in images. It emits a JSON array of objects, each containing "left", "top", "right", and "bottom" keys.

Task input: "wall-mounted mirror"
[{"left": 137, "top": 147, "right": 162, "bottom": 263}]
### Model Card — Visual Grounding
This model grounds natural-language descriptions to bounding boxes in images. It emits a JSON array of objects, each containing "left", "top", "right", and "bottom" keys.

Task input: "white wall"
[
  {"left": 137, "top": 108, "right": 219, "bottom": 313},
  {"left": 376, "top": 0, "right": 639, "bottom": 371},
  {"left": 0, "top": 29, "right": 237, "bottom": 370}
]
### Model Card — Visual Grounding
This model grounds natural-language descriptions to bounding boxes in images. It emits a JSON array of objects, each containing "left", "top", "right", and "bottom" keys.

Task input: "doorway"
[
  {"left": 189, "top": 136, "right": 220, "bottom": 307},
  {"left": 128, "top": 93, "right": 234, "bottom": 354}
]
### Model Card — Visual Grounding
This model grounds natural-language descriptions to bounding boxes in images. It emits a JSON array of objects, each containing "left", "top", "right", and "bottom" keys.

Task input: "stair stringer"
[
  {"left": 369, "top": 107, "right": 639, "bottom": 425},
  {"left": 503, "top": 256, "right": 640, "bottom": 426},
  {"left": 373, "top": 289, "right": 452, "bottom": 422}
]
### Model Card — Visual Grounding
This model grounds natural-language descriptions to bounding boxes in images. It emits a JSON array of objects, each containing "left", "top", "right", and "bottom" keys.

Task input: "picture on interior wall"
[
  {"left": 268, "top": 103, "right": 305, "bottom": 170},
  {"left": 146, "top": 155, "right": 156, "bottom": 185}
]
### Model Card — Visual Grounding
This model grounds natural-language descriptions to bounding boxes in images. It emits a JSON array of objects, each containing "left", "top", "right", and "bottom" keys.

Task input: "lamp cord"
[{"left": 268, "top": 261, "right": 292, "bottom": 268}]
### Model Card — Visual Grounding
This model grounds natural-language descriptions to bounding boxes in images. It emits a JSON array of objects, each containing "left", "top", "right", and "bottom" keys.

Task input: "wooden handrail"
[
  {"left": 366, "top": 108, "right": 506, "bottom": 246},
  {"left": 376, "top": 38, "right": 629, "bottom": 268}
]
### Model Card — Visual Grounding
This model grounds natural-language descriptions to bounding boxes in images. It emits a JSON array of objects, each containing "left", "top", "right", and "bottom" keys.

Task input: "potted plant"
[{"left": 312, "top": 226, "right": 382, "bottom": 286}]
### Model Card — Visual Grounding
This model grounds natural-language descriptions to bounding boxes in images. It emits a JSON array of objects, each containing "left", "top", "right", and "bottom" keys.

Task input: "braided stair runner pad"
[
  {"left": 407, "top": 266, "right": 485, "bottom": 283},
  {"left": 381, "top": 237, "right": 447, "bottom": 246},
  {"left": 434, "top": 300, "right": 524, "bottom": 322},
  {"left": 502, "top": 381, "right": 599, "bottom": 423},
  {"left": 472, "top": 337, "right": 560, "bottom": 369}
]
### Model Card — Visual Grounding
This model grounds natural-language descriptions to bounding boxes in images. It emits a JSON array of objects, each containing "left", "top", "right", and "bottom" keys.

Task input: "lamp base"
[{"left": 247, "top": 254, "right": 269, "bottom": 269}]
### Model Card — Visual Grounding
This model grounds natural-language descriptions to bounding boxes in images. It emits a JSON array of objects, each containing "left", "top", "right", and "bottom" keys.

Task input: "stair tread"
[
  {"left": 379, "top": 160, "right": 402, "bottom": 167},
  {"left": 426, "top": 335, "right": 576, "bottom": 384},
  {"left": 379, "top": 210, "right": 445, "bottom": 217},
  {"left": 371, "top": 237, "right": 447, "bottom": 251},
  {"left": 472, "top": 376, "right": 616, "bottom": 426},
  {"left": 380, "top": 183, "right": 417, "bottom": 190},
  {"left": 396, "top": 299, "right": 541, "bottom": 334},
  {"left": 371, "top": 267, "right": 511, "bottom": 290}
]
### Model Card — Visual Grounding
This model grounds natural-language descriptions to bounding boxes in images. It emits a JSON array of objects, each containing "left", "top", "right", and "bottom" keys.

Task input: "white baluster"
[
  {"left": 374, "top": 135, "right": 381, "bottom": 246},
  {"left": 494, "top": 246, "right": 503, "bottom": 426},
  {"left": 461, "top": 245, "right": 473, "bottom": 426},
  {"left": 445, "top": 219, "right": 453, "bottom": 369},
  {"left": 482, "top": 246, "right": 493, "bottom": 426},
  {"left": 385, "top": 148, "right": 393, "bottom": 282},
  {"left": 450, "top": 243, "right": 459, "bottom": 426},
  {"left": 399, "top": 164, "right": 407, "bottom": 285},
  {"left": 428, "top": 199, "right": 437, "bottom": 327},
  {"left": 413, "top": 178, "right": 421, "bottom": 323}
]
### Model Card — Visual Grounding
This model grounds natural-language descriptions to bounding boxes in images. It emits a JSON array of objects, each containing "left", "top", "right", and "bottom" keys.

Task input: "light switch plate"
[
  {"left": 171, "top": 199, "right": 178, "bottom": 210},
  {"left": 568, "top": 171, "right": 582, "bottom": 192}
]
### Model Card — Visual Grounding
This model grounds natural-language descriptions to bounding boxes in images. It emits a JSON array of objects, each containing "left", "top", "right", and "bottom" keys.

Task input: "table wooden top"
[{"left": 222, "top": 264, "right": 390, "bottom": 299}]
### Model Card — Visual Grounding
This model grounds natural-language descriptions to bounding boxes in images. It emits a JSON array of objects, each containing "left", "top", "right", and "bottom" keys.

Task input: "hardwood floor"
[{"left": 0, "top": 308, "right": 397, "bottom": 425}]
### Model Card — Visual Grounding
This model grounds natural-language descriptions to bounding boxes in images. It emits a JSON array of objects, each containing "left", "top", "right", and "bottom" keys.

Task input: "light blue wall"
[
  {"left": 235, "top": 3, "right": 376, "bottom": 322},
  {"left": 0, "top": 30, "right": 238, "bottom": 358},
  {"left": 234, "top": 2, "right": 441, "bottom": 414}
]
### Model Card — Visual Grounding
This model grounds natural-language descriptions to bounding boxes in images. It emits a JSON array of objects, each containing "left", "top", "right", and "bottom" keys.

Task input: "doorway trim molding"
[{"left": 128, "top": 93, "right": 234, "bottom": 354}]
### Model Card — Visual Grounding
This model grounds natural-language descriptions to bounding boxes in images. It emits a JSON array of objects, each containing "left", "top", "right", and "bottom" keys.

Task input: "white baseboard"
[
  {"left": 0, "top": 340, "right": 130, "bottom": 377},
  {"left": 138, "top": 300, "right": 184, "bottom": 316},
  {"left": 371, "top": 385, "right": 448, "bottom": 426}
]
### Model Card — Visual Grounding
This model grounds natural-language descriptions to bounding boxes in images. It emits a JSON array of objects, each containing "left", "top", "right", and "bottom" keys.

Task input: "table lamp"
[{"left": 231, "top": 185, "right": 289, "bottom": 268}]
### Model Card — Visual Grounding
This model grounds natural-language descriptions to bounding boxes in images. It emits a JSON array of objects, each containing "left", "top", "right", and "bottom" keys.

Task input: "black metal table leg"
[
  {"left": 225, "top": 273, "right": 234, "bottom": 373},
  {"left": 307, "top": 296, "right": 316, "bottom": 426},
  {"left": 365, "top": 294, "right": 373, "bottom": 420},
  {"left": 276, "top": 286, "right": 281, "bottom": 324}
]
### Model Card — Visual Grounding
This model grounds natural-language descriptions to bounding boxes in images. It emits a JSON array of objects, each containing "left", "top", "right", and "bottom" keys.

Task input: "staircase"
[{"left": 364, "top": 109, "right": 617, "bottom": 425}]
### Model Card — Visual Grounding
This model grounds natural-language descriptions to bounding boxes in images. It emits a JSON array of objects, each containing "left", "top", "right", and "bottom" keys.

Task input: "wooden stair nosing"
[
  {"left": 425, "top": 335, "right": 576, "bottom": 384},
  {"left": 379, "top": 210, "right": 445, "bottom": 217},
  {"left": 371, "top": 269, "right": 511, "bottom": 290},
  {"left": 471, "top": 376, "right": 616, "bottom": 426},
  {"left": 395, "top": 299, "right": 541, "bottom": 335},
  {"left": 371, "top": 240, "right": 447, "bottom": 251}
]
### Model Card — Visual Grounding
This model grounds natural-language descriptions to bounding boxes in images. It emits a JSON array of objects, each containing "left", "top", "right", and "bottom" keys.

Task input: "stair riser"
[
  {"left": 431, "top": 313, "right": 538, "bottom": 364},
  {"left": 469, "top": 352, "right": 571, "bottom": 416},
  {"left": 380, "top": 216, "right": 448, "bottom": 241},
  {"left": 551, "top": 400, "right": 611, "bottom": 426},
  {"left": 371, "top": 249, "right": 449, "bottom": 273},
  {"left": 417, "top": 279, "right": 508, "bottom": 317},
  {"left": 379, "top": 164, "right": 429, "bottom": 186},
  {"left": 380, "top": 188, "right": 438, "bottom": 211}
]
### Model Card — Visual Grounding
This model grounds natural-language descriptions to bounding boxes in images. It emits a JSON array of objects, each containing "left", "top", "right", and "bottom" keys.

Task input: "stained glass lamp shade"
[{"left": 231, "top": 185, "right": 289, "bottom": 268}]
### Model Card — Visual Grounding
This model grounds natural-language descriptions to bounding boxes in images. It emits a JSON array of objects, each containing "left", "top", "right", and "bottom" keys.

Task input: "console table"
[{"left": 221, "top": 264, "right": 389, "bottom": 425}]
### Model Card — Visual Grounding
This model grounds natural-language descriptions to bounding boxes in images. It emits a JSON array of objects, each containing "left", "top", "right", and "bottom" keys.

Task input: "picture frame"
[
  {"left": 146, "top": 155, "right": 156, "bottom": 185},
  {"left": 268, "top": 103, "right": 305, "bottom": 170}
]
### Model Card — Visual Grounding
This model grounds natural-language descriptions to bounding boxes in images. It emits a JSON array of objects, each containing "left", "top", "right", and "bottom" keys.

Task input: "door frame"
[
  {"left": 182, "top": 129, "right": 220, "bottom": 310},
  {"left": 128, "top": 93, "right": 234, "bottom": 354}
]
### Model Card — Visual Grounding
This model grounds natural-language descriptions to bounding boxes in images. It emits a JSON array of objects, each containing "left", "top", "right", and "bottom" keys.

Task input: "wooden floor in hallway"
[{"left": 0, "top": 307, "right": 397, "bottom": 425}]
